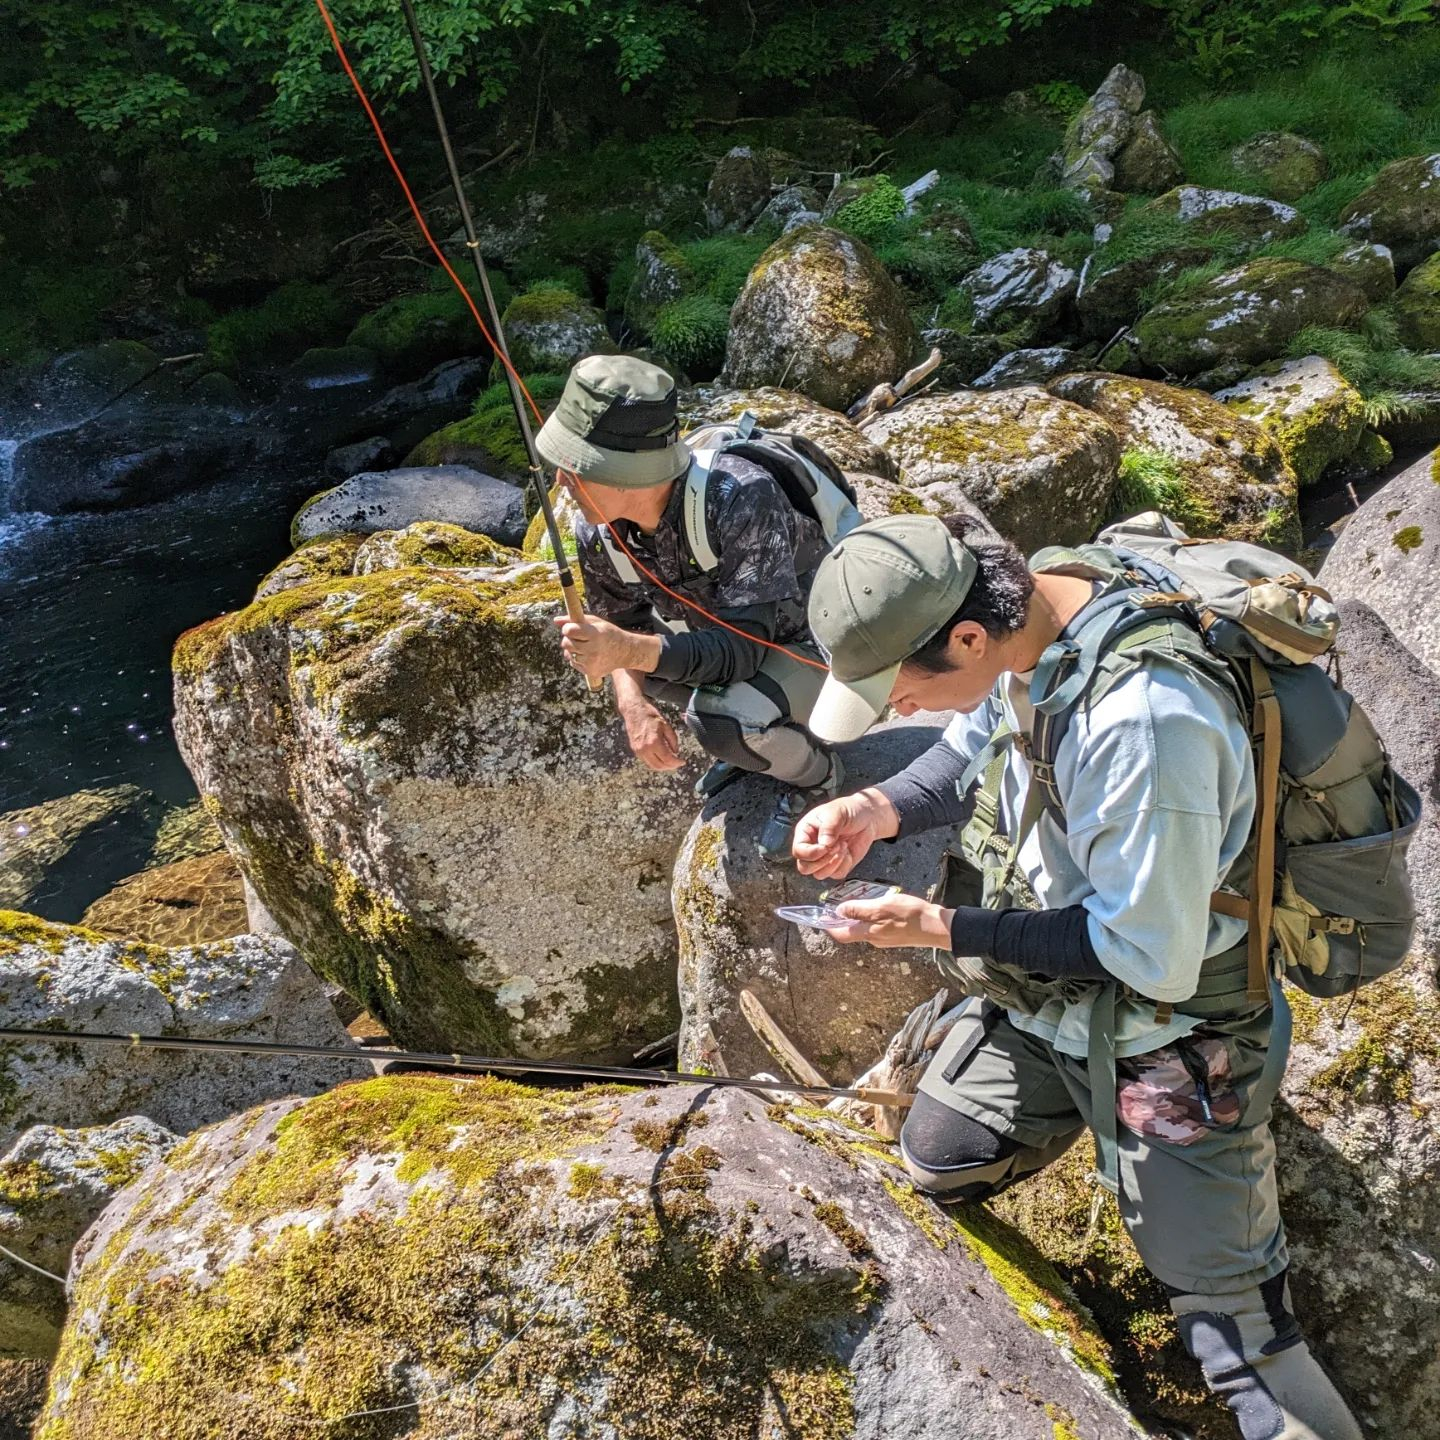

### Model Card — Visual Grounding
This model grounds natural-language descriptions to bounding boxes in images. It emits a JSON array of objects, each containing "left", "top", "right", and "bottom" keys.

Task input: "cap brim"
[
  {"left": 806, "top": 663, "right": 899, "bottom": 744},
  {"left": 536, "top": 411, "right": 689, "bottom": 488}
]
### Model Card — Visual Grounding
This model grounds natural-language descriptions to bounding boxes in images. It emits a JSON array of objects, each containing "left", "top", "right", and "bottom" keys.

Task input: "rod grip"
[{"left": 562, "top": 584, "right": 604, "bottom": 692}]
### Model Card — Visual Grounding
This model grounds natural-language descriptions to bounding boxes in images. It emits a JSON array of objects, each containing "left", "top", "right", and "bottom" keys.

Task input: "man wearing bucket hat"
[
  {"left": 536, "top": 354, "right": 844, "bottom": 860},
  {"left": 790, "top": 512, "right": 1364, "bottom": 1440}
]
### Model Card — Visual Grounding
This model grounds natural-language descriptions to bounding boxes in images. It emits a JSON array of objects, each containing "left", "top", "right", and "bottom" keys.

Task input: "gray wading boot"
[
  {"left": 758, "top": 754, "right": 846, "bottom": 865},
  {"left": 694, "top": 760, "right": 746, "bottom": 801}
]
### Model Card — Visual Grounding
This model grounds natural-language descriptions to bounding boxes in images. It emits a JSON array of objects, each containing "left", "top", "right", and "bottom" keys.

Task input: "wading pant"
[
  {"left": 900, "top": 997, "right": 1363, "bottom": 1440},
  {"left": 642, "top": 639, "right": 830, "bottom": 788}
]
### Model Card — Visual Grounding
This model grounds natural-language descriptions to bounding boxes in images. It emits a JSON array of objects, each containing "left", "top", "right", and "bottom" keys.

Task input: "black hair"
[{"left": 903, "top": 514, "right": 1034, "bottom": 675}]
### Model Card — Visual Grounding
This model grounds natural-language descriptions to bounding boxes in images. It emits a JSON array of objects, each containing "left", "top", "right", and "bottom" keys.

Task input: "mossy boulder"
[
  {"left": 1339, "top": 153, "right": 1440, "bottom": 272},
  {"left": 859, "top": 387, "right": 1121, "bottom": 553},
  {"left": 291, "top": 465, "right": 527, "bottom": 548},
  {"left": 959, "top": 247, "right": 1078, "bottom": 334},
  {"left": 1326, "top": 241, "right": 1397, "bottom": 303},
  {"left": 1319, "top": 446, "right": 1440, "bottom": 674},
  {"left": 1391, "top": 250, "right": 1440, "bottom": 350},
  {"left": 680, "top": 385, "right": 900, "bottom": 480},
  {"left": 1133, "top": 258, "right": 1369, "bottom": 376},
  {"left": 1141, "top": 185, "right": 1307, "bottom": 246},
  {"left": 351, "top": 520, "right": 516, "bottom": 574},
  {"left": 1112, "top": 112, "right": 1184, "bottom": 196},
  {"left": 499, "top": 285, "right": 613, "bottom": 377},
  {"left": 1050, "top": 372, "right": 1300, "bottom": 545},
  {"left": 1230, "top": 132, "right": 1329, "bottom": 202},
  {"left": 404, "top": 372, "right": 567, "bottom": 481},
  {"left": 1074, "top": 243, "right": 1213, "bottom": 340},
  {"left": 1058, "top": 63, "right": 1148, "bottom": 196},
  {"left": 624, "top": 231, "right": 694, "bottom": 338},
  {"left": 1214, "top": 355, "right": 1367, "bottom": 489},
  {"left": 346, "top": 289, "right": 491, "bottom": 375},
  {"left": 675, "top": 718, "right": 956, "bottom": 1080},
  {"left": 171, "top": 559, "right": 696, "bottom": 1061},
  {"left": 79, "top": 851, "right": 246, "bottom": 949},
  {"left": 0, "top": 787, "right": 160, "bottom": 912},
  {"left": 255, "top": 533, "right": 365, "bottom": 599},
  {"left": 722, "top": 226, "right": 918, "bottom": 412},
  {"left": 921, "top": 326, "right": 1014, "bottom": 388},
  {"left": 0, "top": 1116, "right": 176, "bottom": 1363},
  {"left": 38, "top": 1076, "right": 1137, "bottom": 1440},
  {"left": 754, "top": 183, "right": 826, "bottom": 233},
  {"left": 0, "top": 912, "right": 363, "bottom": 1154},
  {"left": 704, "top": 146, "right": 798, "bottom": 233}
]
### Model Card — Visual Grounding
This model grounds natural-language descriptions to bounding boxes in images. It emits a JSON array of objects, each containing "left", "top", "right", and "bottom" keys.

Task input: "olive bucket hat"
[
  {"left": 807, "top": 515, "right": 978, "bottom": 743},
  {"left": 535, "top": 354, "right": 691, "bottom": 488}
]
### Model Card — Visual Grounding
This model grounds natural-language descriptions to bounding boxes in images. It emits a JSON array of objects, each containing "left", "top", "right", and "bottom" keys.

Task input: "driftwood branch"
[
  {"left": 847, "top": 346, "right": 943, "bottom": 425},
  {"left": 738, "top": 989, "right": 829, "bottom": 1089}
]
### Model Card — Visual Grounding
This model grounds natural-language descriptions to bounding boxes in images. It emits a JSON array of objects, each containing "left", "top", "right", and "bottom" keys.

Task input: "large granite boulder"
[
  {"left": 290, "top": 465, "right": 527, "bottom": 548},
  {"left": 674, "top": 718, "right": 955, "bottom": 1080},
  {"left": 1112, "top": 112, "right": 1184, "bottom": 195},
  {"left": 1391, "top": 250, "right": 1440, "bottom": 350},
  {"left": 959, "top": 248, "right": 1077, "bottom": 334},
  {"left": 172, "top": 555, "right": 697, "bottom": 1061},
  {"left": 1058, "top": 64, "right": 1180, "bottom": 199},
  {"left": 0, "top": 912, "right": 363, "bottom": 1153},
  {"left": 79, "top": 851, "right": 247, "bottom": 949},
  {"left": 1051, "top": 372, "right": 1299, "bottom": 546},
  {"left": 624, "top": 230, "right": 694, "bottom": 337},
  {"left": 1134, "top": 258, "right": 1369, "bottom": 377},
  {"left": 1326, "top": 241, "right": 1397, "bottom": 303},
  {"left": 1214, "top": 355, "right": 1367, "bottom": 489},
  {"left": 38, "top": 1075, "right": 1137, "bottom": 1439},
  {"left": 0, "top": 787, "right": 159, "bottom": 911},
  {"left": 498, "top": 285, "right": 613, "bottom": 376},
  {"left": 971, "top": 347, "right": 1089, "bottom": 391},
  {"left": 1231, "top": 132, "right": 1329, "bottom": 202},
  {"left": 860, "top": 388, "right": 1122, "bottom": 552},
  {"left": 1143, "top": 185, "right": 1307, "bottom": 246},
  {"left": 1320, "top": 448, "right": 1440, "bottom": 674},
  {"left": 0, "top": 1117, "right": 176, "bottom": 1363},
  {"left": 1074, "top": 243, "right": 1213, "bottom": 339},
  {"left": 679, "top": 385, "right": 900, "bottom": 480},
  {"left": 704, "top": 146, "right": 798, "bottom": 233},
  {"left": 1339, "top": 153, "right": 1440, "bottom": 271},
  {"left": 722, "top": 226, "right": 918, "bottom": 412}
]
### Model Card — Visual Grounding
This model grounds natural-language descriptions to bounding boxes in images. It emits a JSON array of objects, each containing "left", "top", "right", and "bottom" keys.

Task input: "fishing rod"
[
  {"left": 0, "top": 1027, "right": 913, "bottom": 1109},
  {"left": 313, "top": 0, "right": 599, "bottom": 692}
]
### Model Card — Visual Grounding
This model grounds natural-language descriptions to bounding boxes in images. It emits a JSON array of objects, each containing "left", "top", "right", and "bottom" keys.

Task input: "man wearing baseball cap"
[
  {"left": 793, "top": 512, "right": 1362, "bottom": 1440},
  {"left": 537, "top": 354, "right": 844, "bottom": 860}
]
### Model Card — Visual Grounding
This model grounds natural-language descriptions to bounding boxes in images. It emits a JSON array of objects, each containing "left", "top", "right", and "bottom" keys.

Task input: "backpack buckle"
[
  {"left": 736, "top": 411, "right": 757, "bottom": 440},
  {"left": 1131, "top": 590, "right": 1190, "bottom": 609}
]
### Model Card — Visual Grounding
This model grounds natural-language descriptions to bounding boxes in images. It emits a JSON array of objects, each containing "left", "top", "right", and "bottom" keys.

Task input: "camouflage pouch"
[{"left": 1116, "top": 1036, "right": 1241, "bottom": 1147}]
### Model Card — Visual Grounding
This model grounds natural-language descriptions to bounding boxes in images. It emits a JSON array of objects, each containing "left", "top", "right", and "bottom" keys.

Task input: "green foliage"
[
  {"left": 206, "top": 280, "right": 350, "bottom": 372},
  {"left": 463, "top": 373, "right": 568, "bottom": 473},
  {"left": 680, "top": 235, "right": 771, "bottom": 307},
  {"left": 652, "top": 294, "right": 730, "bottom": 379},
  {"left": 833, "top": 176, "right": 907, "bottom": 244},
  {"left": 0, "top": 262, "right": 126, "bottom": 364},
  {"left": 1112, "top": 447, "right": 1218, "bottom": 532},
  {"left": 1286, "top": 321, "right": 1440, "bottom": 425},
  {"left": 1032, "top": 80, "right": 1090, "bottom": 117}
]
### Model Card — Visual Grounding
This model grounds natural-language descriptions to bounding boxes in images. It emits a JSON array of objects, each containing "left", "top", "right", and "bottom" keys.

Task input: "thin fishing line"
[{"left": 310, "top": 0, "right": 828, "bottom": 673}]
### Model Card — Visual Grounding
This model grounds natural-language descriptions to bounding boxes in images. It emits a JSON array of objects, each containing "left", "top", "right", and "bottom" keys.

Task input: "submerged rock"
[
  {"left": 1214, "top": 355, "right": 1367, "bottom": 489},
  {"left": 860, "top": 387, "right": 1121, "bottom": 552},
  {"left": 0, "top": 913, "right": 364, "bottom": 1153},
  {"left": 1133, "top": 258, "right": 1368, "bottom": 376},
  {"left": 1051, "top": 372, "right": 1299, "bottom": 545},
  {"left": 80, "top": 851, "right": 247, "bottom": 949},
  {"left": 1320, "top": 447, "right": 1440, "bottom": 674},
  {"left": 0, "top": 1116, "right": 177, "bottom": 1362},
  {"left": 0, "top": 787, "right": 159, "bottom": 912},
  {"left": 173, "top": 558, "right": 695, "bottom": 1060},
  {"left": 290, "top": 464, "right": 527, "bottom": 548},
  {"left": 680, "top": 384, "right": 900, "bottom": 480},
  {"left": 675, "top": 719, "right": 956, "bottom": 1080},
  {"left": 39, "top": 1075, "right": 1137, "bottom": 1439},
  {"left": 722, "top": 226, "right": 918, "bottom": 412}
]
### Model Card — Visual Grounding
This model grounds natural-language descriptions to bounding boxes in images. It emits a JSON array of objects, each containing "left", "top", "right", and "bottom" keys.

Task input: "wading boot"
[{"left": 758, "top": 754, "right": 846, "bottom": 865}]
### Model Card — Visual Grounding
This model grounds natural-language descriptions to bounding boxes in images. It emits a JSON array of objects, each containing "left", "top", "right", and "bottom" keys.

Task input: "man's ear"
[{"left": 946, "top": 620, "right": 988, "bottom": 667}]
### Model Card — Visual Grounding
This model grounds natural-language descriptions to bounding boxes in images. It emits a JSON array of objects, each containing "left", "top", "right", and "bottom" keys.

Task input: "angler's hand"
[
  {"left": 792, "top": 788, "right": 900, "bottom": 879},
  {"left": 621, "top": 703, "right": 684, "bottom": 772},
  {"left": 552, "top": 613, "right": 657, "bottom": 680},
  {"left": 826, "top": 893, "right": 953, "bottom": 949}
]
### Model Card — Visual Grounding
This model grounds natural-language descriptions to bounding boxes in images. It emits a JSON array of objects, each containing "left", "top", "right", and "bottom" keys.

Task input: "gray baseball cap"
[
  {"left": 535, "top": 354, "right": 690, "bottom": 488},
  {"left": 807, "top": 515, "right": 978, "bottom": 743}
]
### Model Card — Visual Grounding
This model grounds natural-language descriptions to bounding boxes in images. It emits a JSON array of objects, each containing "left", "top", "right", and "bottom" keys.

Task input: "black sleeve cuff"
[{"left": 947, "top": 903, "right": 1111, "bottom": 982}]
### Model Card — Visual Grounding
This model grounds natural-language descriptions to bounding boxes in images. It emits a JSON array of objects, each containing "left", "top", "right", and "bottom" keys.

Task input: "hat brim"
[
  {"left": 536, "top": 411, "right": 689, "bottom": 489},
  {"left": 807, "top": 663, "right": 899, "bottom": 744}
]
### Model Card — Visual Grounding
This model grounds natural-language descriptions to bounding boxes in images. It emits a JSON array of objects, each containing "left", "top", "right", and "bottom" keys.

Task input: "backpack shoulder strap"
[
  {"left": 682, "top": 449, "right": 722, "bottom": 574},
  {"left": 598, "top": 524, "right": 642, "bottom": 587}
]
